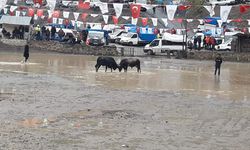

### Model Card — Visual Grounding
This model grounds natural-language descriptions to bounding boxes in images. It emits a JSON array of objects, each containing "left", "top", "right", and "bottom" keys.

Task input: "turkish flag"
[
  {"left": 130, "top": 4, "right": 141, "bottom": 18},
  {"left": 112, "top": 16, "right": 118, "bottom": 24},
  {"left": 232, "top": 18, "right": 242, "bottom": 22},
  {"left": 141, "top": 18, "right": 148, "bottom": 26},
  {"left": 37, "top": 9, "right": 43, "bottom": 17},
  {"left": 78, "top": 0, "right": 90, "bottom": 9},
  {"left": 28, "top": 8, "right": 35, "bottom": 17},
  {"left": 81, "top": 13, "right": 88, "bottom": 22},
  {"left": 178, "top": 5, "right": 191, "bottom": 11},
  {"left": 240, "top": 5, "right": 250, "bottom": 13},
  {"left": 53, "top": 10, "right": 60, "bottom": 18},
  {"left": 34, "top": 0, "right": 42, "bottom": 5},
  {"left": 64, "top": 19, "right": 69, "bottom": 25}
]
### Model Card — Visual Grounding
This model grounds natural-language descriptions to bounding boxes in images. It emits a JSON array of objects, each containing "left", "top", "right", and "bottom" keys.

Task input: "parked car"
[
  {"left": 115, "top": 32, "right": 128, "bottom": 44},
  {"left": 86, "top": 30, "right": 106, "bottom": 46},
  {"left": 109, "top": 30, "right": 127, "bottom": 43}
]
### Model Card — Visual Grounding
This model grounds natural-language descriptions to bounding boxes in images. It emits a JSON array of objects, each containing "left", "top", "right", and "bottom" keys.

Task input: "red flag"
[
  {"left": 34, "top": 0, "right": 42, "bottom": 5},
  {"left": 53, "top": 10, "right": 60, "bottom": 18},
  {"left": 112, "top": 16, "right": 118, "bottom": 24},
  {"left": 37, "top": 9, "right": 43, "bottom": 17},
  {"left": 64, "top": 19, "right": 69, "bottom": 25},
  {"left": 81, "top": 13, "right": 88, "bottom": 22},
  {"left": 78, "top": 0, "right": 90, "bottom": 9},
  {"left": 176, "top": 18, "right": 183, "bottom": 23},
  {"left": 141, "top": 17, "right": 148, "bottom": 26},
  {"left": 232, "top": 18, "right": 242, "bottom": 22},
  {"left": 10, "top": 11, "right": 15, "bottom": 16},
  {"left": 240, "top": 5, "right": 250, "bottom": 13},
  {"left": 28, "top": 8, "right": 34, "bottom": 17},
  {"left": 130, "top": 4, "right": 141, "bottom": 18},
  {"left": 178, "top": 5, "right": 191, "bottom": 11},
  {"left": 47, "top": 17, "right": 52, "bottom": 23}
]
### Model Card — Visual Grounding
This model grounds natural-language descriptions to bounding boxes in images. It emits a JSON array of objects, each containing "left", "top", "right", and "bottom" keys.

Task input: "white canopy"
[{"left": 0, "top": 15, "right": 32, "bottom": 26}]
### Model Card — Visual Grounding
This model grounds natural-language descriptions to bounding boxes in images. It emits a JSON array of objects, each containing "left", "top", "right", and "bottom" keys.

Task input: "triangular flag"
[
  {"left": 151, "top": 18, "right": 157, "bottom": 26},
  {"left": 220, "top": 6, "right": 232, "bottom": 23},
  {"left": 52, "top": 10, "right": 60, "bottom": 18},
  {"left": 161, "top": 18, "right": 168, "bottom": 27},
  {"left": 22, "top": 11, "right": 26, "bottom": 16},
  {"left": 4, "top": 8, "right": 8, "bottom": 14},
  {"left": 186, "top": 19, "right": 193, "bottom": 22},
  {"left": 240, "top": 5, "right": 250, "bottom": 13},
  {"left": 47, "top": 10, "right": 52, "bottom": 18},
  {"left": 10, "top": 6, "right": 18, "bottom": 12},
  {"left": 90, "top": 14, "right": 98, "bottom": 17},
  {"left": 166, "top": 5, "right": 177, "bottom": 20},
  {"left": 103, "top": 15, "right": 109, "bottom": 24},
  {"left": 34, "top": 14, "right": 38, "bottom": 20},
  {"left": 113, "top": 3, "right": 123, "bottom": 18},
  {"left": 77, "top": 21, "right": 83, "bottom": 27},
  {"left": 198, "top": 19, "right": 203, "bottom": 24},
  {"left": 131, "top": 17, "right": 138, "bottom": 25},
  {"left": 52, "top": 18, "right": 57, "bottom": 24},
  {"left": 15, "top": 10, "right": 20, "bottom": 16},
  {"left": 159, "top": 29, "right": 164, "bottom": 34},
  {"left": 98, "top": 3, "right": 108, "bottom": 14},
  {"left": 73, "top": 12, "right": 80, "bottom": 21},
  {"left": 217, "top": 20, "right": 223, "bottom": 27},
  {"left": 71, "top": 20, "right": 76, "bottom": 26},
  {"left": 63, "top": 11, "right": 70, "bottom": 18},
  {"left": 248, "top": 20, "right": 250, "bottom": 26},
  {"left": 248, "top": 27, "right": 250, "bottom": 33},
  {"left": 227, "top": 19, "right": 232, "bottom": 23},
  {"left": 58, "top": 18, "right": 63, "bottom": 24},
  {"left": 122, "top": 16, "right": 130, "bottom": 20},
  {"left": 0, "top": 0, "right": 7, "bottom": 9},
  {"left": 204, "top": 5, "right": 215, "bottom": 17},
  {"left": 78, "top": 0, "right": 90, "bottom": 9},
  {"left": 28, "top": 8, "right": 35, "bottom": 17}
]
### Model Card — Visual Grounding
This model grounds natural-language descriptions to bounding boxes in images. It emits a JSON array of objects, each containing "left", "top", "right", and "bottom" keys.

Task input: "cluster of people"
[
  {"left": 192, "top": 35, "right": 217, "bottom": 50},
  {"left": 1, "top": 26, "right": 27, "bottom": 39}
]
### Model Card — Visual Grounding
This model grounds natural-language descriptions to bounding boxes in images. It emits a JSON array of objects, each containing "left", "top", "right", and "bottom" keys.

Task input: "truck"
[{"left": 143, "top": 32, "right": 186, "bottom": 55}]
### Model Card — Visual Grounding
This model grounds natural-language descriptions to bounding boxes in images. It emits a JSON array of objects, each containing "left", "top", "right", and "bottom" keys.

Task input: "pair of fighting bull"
[{"left": 95, "top": 57, "right": 141, "bottom": 73}]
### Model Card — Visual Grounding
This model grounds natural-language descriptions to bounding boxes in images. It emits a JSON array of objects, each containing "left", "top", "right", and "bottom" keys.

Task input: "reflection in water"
[{"left": 0, "top": 51, "right": 250, "bottom": 100}]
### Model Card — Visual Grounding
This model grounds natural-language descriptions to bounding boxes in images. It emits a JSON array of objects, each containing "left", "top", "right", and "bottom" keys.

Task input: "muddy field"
[{"left": 0, "top": 50, "right": 250, "bottom": 149}]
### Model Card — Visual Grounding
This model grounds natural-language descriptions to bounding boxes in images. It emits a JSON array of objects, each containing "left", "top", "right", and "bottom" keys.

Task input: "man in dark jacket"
[
  {"left": 23, "top": 44, "right": 29, "bottom": 63},
  {"left": 214, "top": 54, "right": 222, "bottom": 75}
]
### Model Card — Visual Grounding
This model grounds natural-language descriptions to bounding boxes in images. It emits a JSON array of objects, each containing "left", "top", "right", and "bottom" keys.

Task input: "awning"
[{"left": 0, "top": 15, "right": 32, "bottom": 26}]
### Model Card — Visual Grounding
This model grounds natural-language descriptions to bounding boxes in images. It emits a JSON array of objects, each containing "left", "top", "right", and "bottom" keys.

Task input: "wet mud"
[{"left": 0, "top": 50, "right": 250, "bottom": 149}]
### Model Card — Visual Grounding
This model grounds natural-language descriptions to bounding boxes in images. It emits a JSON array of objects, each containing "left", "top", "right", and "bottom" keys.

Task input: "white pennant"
[
  {"left": 77, "top": 21, "right": 83, "bottom": 28},
  {"left": 58, "top": 18, "right": 63, "bottom": 24},
  {"left": 15, "top": 10, "right": 20, "bottom": 16},
  {"left": 161, "top": 18, "right": 168, "bottom": 27},
  {"left": 151, "top": 18, "right": 158, "bottom": 27},
  {"left": 248, "top": 27, "right": 250, "bottom": 33},
  {"left": 131, "top": 17, "right": 138, "bottom": 25},
  {"left": 220, "top": 6, "right": 232, "bottom": 23},
  {"left": 10, "top": 6, "right": 18, "bottom": 12},
  {"left": 22, "top": 11, "right": 26, "bottom": 16},
  {"left": 198, "top": 19, "right": 203, "bottom": 24},
  {"left": 14, "top": 0, "right": 18, "bottom": 4},
  {"left": 159, "top": 29, "right": 164, "bottom": 34},
  {"left": 63, "top": 11, "right": 70, "bottom": 18},
  {"left": 166, "top": 5, "right": 177, "bottom": 20},
  {"left": 47, "top": 0, "right": 56, "bottom": 10},
  {"left": 47, "top": 10, "right": 52, "bottom": 18},
  {"left": 103, "top": 15, "right": 109, "bottom": 24},
  {"left": 113, "top": 3, "right": 123, "bottom": 18},
  {"left": 4, "top": 8, "right": 8, "bottom": 14},
  {"left": 34, "top": 14, "right": 38, "bottom": 20},
  {"left": 73, "top": 12, "right": 80, "bottom": 21},
  {"left": 98, "top": 3, "right": 108, "bottom": 14},
  {"left": 122, "top": 16, "right": 130, "bottom": 20},
  {"left": 71, "top": 20, "right": 76, "bottom": 26},
  {"left": 204, "top": 5, "right": 215, "bottom": 17},
  {"left": 247, "top": 20, "right": 250, "bottom": 26},
  {"left": 217, "top": 20, "right": 223, "bottom": 28},
  {"left": 90, "top": 14, "right": 99, "bottom": 17},
  {"left": 52, "top": 18, "right": 57, "bottom": 24},
  {"left": 186, "top": 19, "right": 193, "bottom": 22}
]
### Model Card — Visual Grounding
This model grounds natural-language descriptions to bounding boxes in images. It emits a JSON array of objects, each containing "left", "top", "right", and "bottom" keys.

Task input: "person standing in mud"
[
  {"left": 214, "top": 54, "right": 223, "bottom": 76},
  {"left": 23, "top": 44, "right": 29, "bottom": 63}
]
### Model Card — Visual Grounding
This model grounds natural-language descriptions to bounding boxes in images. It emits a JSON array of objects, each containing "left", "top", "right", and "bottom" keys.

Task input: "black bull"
[
  {"left": 95, "top": 56, "right": 119, "bottom": 72},
  {"left": 119, "top": 58, "right": 141, "bottom": 73}
]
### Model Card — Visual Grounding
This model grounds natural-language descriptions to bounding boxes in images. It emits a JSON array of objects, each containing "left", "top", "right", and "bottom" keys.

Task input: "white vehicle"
[
  {"left": 115, "top": 32, "right": 128, "bottom": 44},
  {"left": 215, "top": 38, "right": 232, "bottom": 51},
  {"left": 61, "top": 0, "right": 78, "bottom": 8},
  {"left": 109, "top": 30, "right": 126, "bottom": 43},
  {"left": 205, "top": 0, "right": 237, "bottom": 5},
  {"left": 120, "top": 32, "right": 140, "bottom": 45},
  {"left": 86, "top": 31, "right": 105, "bottom": 46},
  {"left": 143, "top": 39, "right": 185, "bottom": 55}
]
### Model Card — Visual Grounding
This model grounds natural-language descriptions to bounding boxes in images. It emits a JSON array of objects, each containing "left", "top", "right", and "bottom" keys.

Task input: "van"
[
  {"left": 205, "top": 0, "right": 237, "bottom": 5},
  {"left": 86, "top": 30, "right": 106, "bottom": 46},
  {"left": 215, "top": 38, "right": 232, "bottom": 51},
  {"left": 143, "top": 39, "right": 185, "bottom": 55}
]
